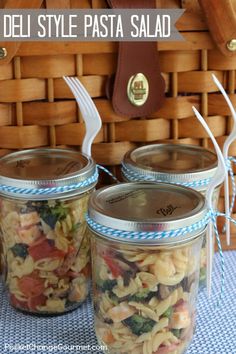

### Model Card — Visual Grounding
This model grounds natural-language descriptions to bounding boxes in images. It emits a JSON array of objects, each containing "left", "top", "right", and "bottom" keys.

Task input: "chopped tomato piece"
[
  {"left": 80, "top": 263, "right": 91, "bottom": 278},
  {"left": 174, "top": 300, "right": 189, "bottom": 313},
  {"left": 102, "top": 255, "right": 123, "bottom": 278},
  {"left": 55, "top": 246, "right": 77, "bottom": 276},
  {"left": 100, "top": 329, "right": 115, "bottom": 345},
  {"left": 18, "top": 273, "right": 45, "bottom": 297},
  {"left": 10, "top": 294, "right": 29, "bottom": 310},
  {"left": 29, "top": 237, "right": 66, "bottom": 261},
  {"left": 28, "top": 294, "right": 47, "bottom": 311},
  {"left": 154, "top": 344, "right": 180, "bottom": 354}
]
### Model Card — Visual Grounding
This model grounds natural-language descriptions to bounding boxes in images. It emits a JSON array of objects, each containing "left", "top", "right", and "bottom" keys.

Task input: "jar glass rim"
[{"left": 0, "top": 148, "right": 97, "bottom": 199}]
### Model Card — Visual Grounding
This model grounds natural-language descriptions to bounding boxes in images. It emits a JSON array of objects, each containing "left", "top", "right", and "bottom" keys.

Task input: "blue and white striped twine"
[
  {"left": 0, "top": 165, "right": 120, "bottom": 196},
  {"left": 87, "top": 209, "right": 236, "bottom": 307},
  {"left": 86, "top": 212, "right": 211, "bottom": 240},
  {"left": 2, "top": 157, "right": 233, "bottom": 197},
  {"left": 1, "top": 157, "right": 236, "bottom": 306},
  {"left": 97, "top": 165, "right": 120, "bottom": 183},
  {"left": 120, "top": 156, "right": 236, "bottom": 305},
  {"left": 121, "top": 163, "right": 211, "bottom": 188},
  {"left": 0, "top": 168, "right": 99, "bottom": 196}
]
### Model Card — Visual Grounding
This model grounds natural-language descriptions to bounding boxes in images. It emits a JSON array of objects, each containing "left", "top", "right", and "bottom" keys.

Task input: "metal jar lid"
[
  {"left": 0, "top": 148, "right": 97, "bottom": 200},
  {"left": 122, "top": 144, "right": 217, "bottom": 190},
  {"left": 88, "top": 182, "right": 208, "bottom": 245}
]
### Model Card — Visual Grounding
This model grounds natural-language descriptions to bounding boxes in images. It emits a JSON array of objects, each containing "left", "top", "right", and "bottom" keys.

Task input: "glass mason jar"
[
  {"left": 0, "top": 148, "right": 98, "bottom": 315},
  {"left": 122, "top": 144, "right": 220, "bottom": 290},
  {"left": 87, "top": 182, "right": 208, "bottom": 354}
]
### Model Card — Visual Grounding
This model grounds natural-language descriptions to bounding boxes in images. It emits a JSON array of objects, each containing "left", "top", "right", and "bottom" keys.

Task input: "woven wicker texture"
[{"left": 0, "top": 0, "right": 236, "bottom": 246}]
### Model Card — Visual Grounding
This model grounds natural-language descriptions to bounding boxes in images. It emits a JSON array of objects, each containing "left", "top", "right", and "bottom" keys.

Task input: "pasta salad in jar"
[
  {"left": 87, "top": 182, "right": 208, "bottom": 354},
  {"left": 122, "top": 144, "right": 220, "bottom": 291},
  {"left": 0, "top": 148, "right": 98, "bottom": 315}
]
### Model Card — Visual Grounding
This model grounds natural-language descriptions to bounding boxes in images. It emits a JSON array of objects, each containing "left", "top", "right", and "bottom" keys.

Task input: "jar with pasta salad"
[
  {"left": 122, "top": 144, "right": 221, "bottom": 290},
  {"left": 0, "top": 148, "right": 98, "bottom": 315},
  {"left": 87, "top": 182, "right": 208, "bottom": 354}
]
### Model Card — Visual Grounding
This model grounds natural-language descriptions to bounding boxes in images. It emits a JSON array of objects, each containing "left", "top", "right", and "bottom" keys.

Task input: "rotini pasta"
[
  {"left": 0, "top": 192, "right": 92, "bottom": 314},
  {"left": 122, "top": 143, "right": 221, "bottom": 294},
  {"left": 92, "top": 235, "right": 202, "bottom": 354},
  {"left": 113, "top": 277, "right": 139, "bottom": 298},
  {"left": 37, "top": 298, "right": 66, "bottom": 312},
  {"left": 151, "top": 318, "right": 169, "bottom": 336},
  {"left": 152, "top": 332, "right": 179, "bottom": 352},
  {"left": 128, "top": 301, "right": 160, "bottom": 322},
  {"left": 155, "top": 272, "right": 185, "bottom": 287},
  {"left": 9, "top": 256, "right": 35, "bottom": 278},
  {"left": 34, "top": 258, "right": 62, "bottom": 271}
]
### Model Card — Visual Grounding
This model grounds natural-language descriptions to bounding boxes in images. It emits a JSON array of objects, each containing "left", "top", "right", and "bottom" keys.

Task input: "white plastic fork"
[
  {"left": 63, "top": 76, "right": 102, "bottom": 157},
  {"left": 192, "top": 106, "right": 228, "bottom": 296},
  {"left": 212, "top": 73, "right": 236, "bottom": 246}
]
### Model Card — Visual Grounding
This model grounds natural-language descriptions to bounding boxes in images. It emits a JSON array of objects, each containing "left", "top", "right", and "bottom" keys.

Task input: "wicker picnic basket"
[{"left": 0, "top": 0, "right": 236, "bottom": 249}]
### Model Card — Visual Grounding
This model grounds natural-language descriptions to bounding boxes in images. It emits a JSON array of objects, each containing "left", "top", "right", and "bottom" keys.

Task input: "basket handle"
[
  {"left": 0, "top": 0, "right": 44, "bottom": 64},
  {"left": 199, "top": 0, "right": 236, "bottom": 56},
  {"left": 106, "top": 0, "right": 165, "bottom": 117},
  {"left": 0, "top": 0, "right": 71, "bottom": 64}
]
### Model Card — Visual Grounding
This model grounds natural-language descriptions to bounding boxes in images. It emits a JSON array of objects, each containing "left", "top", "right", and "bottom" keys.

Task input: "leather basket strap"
[
  {"left": 107, "top": 0, "right": 165, "bottom": 117},
  {"left": 199, "top": 0, "right": 236, "bottom": 56}
]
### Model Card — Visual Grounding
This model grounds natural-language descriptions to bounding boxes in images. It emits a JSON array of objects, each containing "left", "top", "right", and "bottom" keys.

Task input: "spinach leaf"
[
  {"left": 128, "top": 289, "right": 150, "bottom": 302},
  {"left": 97, "top": 279, "right": 117, "bottom": 292},
  {"left": 123, "top": 314, "right": 156, "bottom": 336},
  {"left": 11, "top": 243, "right": 29, "bottom": 259},
  {"left": 162, "top": 306, "right": 173, "bottom": 319},
  {"left": 39, "top": 202, "right": 69, "bottom": 228},
  {"left": 171, "top": 328, "right": 181, "bottom": 338},
  {"left": 70, "top": 222, "right": 81, "bottom": 233}
]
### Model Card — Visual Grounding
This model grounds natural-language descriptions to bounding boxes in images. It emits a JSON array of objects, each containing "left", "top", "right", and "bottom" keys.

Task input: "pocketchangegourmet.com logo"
[{"left": 4, "top": 343, "right": 108, "bottom": 352}]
